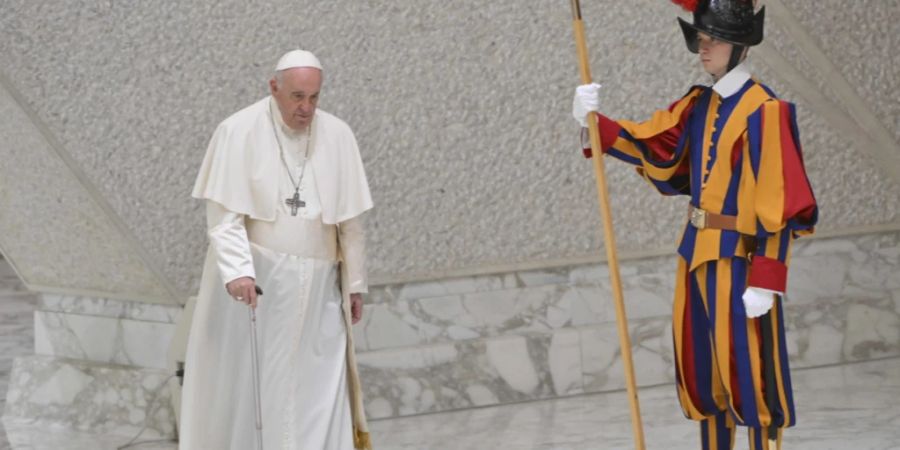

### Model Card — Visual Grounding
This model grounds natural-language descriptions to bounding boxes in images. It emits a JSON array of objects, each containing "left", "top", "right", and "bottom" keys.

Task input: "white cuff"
[
  {"left": 206, "top": 202, "right": 255, "bottom": 285},
  {"left": 339, "top": 217, "right": 368, "bottom": 294},
  {"left": 580, "top": 127, "right": 591, "bottom": 150}
]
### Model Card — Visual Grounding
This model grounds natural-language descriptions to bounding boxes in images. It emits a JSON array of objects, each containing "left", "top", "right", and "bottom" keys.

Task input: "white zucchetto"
[{"left": 275, "top": 50, "right": 322, "bottom": 71}]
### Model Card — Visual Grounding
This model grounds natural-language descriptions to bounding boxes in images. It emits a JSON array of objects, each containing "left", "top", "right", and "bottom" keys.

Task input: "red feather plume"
[{"left": 671, "top": 0, "right": 699, "bottom": 12}]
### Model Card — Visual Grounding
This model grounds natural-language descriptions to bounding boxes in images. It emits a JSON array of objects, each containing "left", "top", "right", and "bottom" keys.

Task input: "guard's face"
[
  {"left": 697, "top": 32, "right": 732, "bottom": 79},
  {"left": 269, "top": 67, "right": 322, "bottom": 130}
]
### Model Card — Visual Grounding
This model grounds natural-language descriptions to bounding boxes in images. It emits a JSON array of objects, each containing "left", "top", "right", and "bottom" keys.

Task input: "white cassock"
[{"left": 181, "top": 97, "right": 374, "bottom": 450}]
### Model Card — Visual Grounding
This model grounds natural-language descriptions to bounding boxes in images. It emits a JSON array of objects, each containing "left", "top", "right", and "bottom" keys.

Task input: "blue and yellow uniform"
[{"left": 584, "top": 65, "right": 817, "bottom": 450}]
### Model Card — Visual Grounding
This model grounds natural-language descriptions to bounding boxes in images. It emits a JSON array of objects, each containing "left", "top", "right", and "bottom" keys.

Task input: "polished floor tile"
[
  {"left": 366, "top": 357, "right": 900, "bottom": 450},
  {"left": 2, "top": 254, "right": 899, "bottom": 449},
  {"left": 0, "top": 259, "right": 37, "bottom": 450},
  {"left": 2, "top": 357, "right": 898, "bottom": 449}
]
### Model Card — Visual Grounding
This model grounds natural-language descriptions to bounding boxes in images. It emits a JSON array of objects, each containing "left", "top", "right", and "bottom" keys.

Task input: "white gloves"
[
  {"left": 742, "top": 287, "right": 779, "bottom": 318},
  {"left": 572, "top": 83, "right": 602, "bottom": 128}
]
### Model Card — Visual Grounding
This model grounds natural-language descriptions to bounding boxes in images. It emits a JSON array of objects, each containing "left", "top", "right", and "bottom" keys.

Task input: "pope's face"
[
  {"left": 269, "top": 67, "right": 322, "bottom": 131},
  {"left": 697, "top": 32, "right": 733, "bottom": 80}
]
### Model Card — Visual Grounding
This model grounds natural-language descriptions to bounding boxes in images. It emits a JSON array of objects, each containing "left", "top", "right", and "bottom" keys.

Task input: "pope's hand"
[
  {"left": 226, "top": 276, "right": 259, "bottom": 309},
  {"left": 742, "top": 287, "right": 775, "bottom": 318},
  {"left": 350, "top": 293, "right": 364, "bottom": 325},
  {"left": 572, "top": 83, "right": 602, "bottom": 128}
]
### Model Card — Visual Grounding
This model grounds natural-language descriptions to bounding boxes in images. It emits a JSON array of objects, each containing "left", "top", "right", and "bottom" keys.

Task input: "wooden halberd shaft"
[{"left": 568, "top": 1, "right": 647, "bottom": 448}]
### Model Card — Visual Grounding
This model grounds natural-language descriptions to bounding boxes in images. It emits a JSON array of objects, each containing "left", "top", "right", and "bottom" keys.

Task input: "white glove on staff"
[
  {"left": 742, "top": 287, "right": 778, "bottom": 318},
  {"left": 572, "top": 83, "right": 602, "bottom": 128}
]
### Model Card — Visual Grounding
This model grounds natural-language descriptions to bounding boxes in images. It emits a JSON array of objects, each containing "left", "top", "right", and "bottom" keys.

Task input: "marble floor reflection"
[
  {"left": 2, "top": 357, "right": 899, "bottom": 449},
  {"left": 366, "top": 357, "right": 900, "bottom": 450},
  {"left": 3, "top": 258, "right": 900, "bottom": 449},
  {"left": 0, "top": 259, "right": 37, "bottom": 450}
]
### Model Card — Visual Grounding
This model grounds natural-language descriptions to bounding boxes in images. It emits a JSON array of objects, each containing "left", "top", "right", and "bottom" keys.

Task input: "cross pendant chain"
[
  {"left": 285, "top": 189, "right": 305, "bottom": 216},
  {"left": 269, "top": 100, "right": 313, "bottom": 218}
]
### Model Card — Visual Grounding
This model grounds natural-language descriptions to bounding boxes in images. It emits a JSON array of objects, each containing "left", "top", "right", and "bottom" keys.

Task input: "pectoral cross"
[{"left": 285, "top": 190, "right": 305, "bottom": 216}]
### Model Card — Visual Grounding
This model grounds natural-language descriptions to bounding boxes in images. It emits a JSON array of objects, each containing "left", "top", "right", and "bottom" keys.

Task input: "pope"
[{"left": 181, "top": 49, "right": 374, "bottom": 449}]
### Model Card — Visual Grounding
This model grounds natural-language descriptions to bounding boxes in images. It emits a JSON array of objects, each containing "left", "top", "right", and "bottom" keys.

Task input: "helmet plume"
[{"left": 671, "top": 0, "right": 700, "bottom": 12}]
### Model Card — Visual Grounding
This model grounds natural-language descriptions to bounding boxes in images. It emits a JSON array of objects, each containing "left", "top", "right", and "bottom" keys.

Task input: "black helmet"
[{"left": 674, "top": 0, "right": 765, "bottom": 53}]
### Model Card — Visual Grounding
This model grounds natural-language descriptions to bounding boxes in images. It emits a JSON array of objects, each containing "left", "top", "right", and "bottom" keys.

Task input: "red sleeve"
[
  {"left": 777, "top": 102, "right": 817, "bottom": 225},
  {"left": 747, "top": 256, "right": 788, "bottom": 292},
  {"left": 583, "top": 113, "right": 623, "bottom": 159}
]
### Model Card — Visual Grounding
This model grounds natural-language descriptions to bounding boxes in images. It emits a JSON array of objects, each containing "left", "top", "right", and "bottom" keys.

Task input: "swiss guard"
[{"left": 571, "top": 1, "right": 818, "bottom": 449}]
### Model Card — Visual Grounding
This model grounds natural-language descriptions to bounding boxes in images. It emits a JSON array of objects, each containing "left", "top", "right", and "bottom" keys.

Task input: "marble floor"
[
  {"left": 2, "top": 357, "right": 899, "bottom": 449},
  {"left": 2, "top": 257, "right": 900, "bottom": 449},
  {"left": 0, "top": 259, "right": 37, "bottom": 450}
]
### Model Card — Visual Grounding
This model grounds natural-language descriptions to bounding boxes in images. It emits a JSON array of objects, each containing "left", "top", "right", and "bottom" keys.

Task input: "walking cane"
[
  {"left": 568, "top": 1, "right": 646, "bottom": 448},
  {"left": 249, "top": 286, "right": 265, "bottom": 450}
]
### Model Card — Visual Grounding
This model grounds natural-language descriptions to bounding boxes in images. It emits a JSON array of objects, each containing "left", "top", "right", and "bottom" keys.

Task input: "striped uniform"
[{"left": 584, "top": 69, "right": 817, "bottom": 449}]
